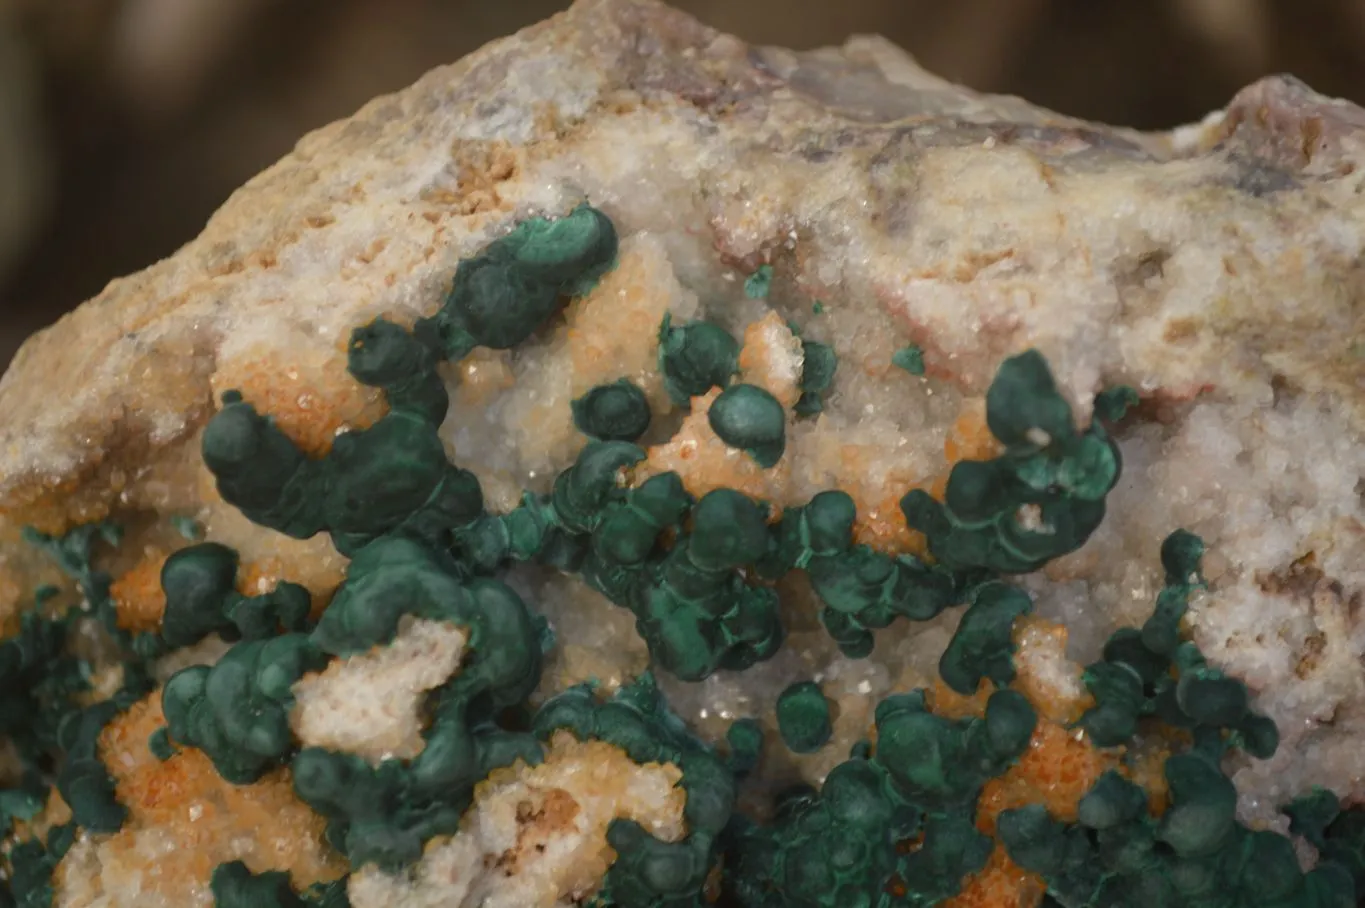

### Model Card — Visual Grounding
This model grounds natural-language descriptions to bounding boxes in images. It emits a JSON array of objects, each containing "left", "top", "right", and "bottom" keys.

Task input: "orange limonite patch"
[
  {"left": 222, "top": 353, "right": 385, "bottom": 458},
  {"left": 737, "top": 313, "right": 804, "bottom": 410},
  {"left": 644, "top": 386, "right": 792, "bottom": 507},
  {"left": 563, "top": 246, "right": 676, "bottom": 401},
  {"left": 111, "top": 550, "right": 334, "bottom": 636},
  {"left": 110, "top": 551, "right": 170, "bottom": 634},
  {"left": 927, "top": 675, "right": 995, "bottom": 721},
  {"left": 943, "top": 844, "right": 1046, "bottom": 908},
  {"left": 924, "top": 610, "right": 1116, "bottom": 908},
  {"left": 976, "top": 721, "right": 1118, "bottom": 836},
  {"left": 55, "top": 692, "right": 346, "bottom": 903},
  {"left": 846, "top": 396, "right": 1001, "bottom": 558},
  {"left": 944, "top": 399, "right": 1002, "bottom": 465}
]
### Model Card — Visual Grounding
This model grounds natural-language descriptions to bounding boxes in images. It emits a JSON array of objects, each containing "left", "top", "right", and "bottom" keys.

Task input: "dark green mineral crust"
[
  {"left": 992, "top": 532, "right": 1345, "bottom": 908},
  {"left": 892, "top": 344, "right": 925, "bottom": 376},
  {"left": 900, "top": 349, "right": 1123, "bottom": 575},
  {"left": 415, "top": 203, "right": 618, "bottom": 360},
  {"left": 210, "top": 861, "right": 350, "bottom": 908},
  {"left": 148, "top": 542, "right": 312, "bottom": 654},
  {"left": 793, "top": 338, "right": 838, "bottom": 416},
  {"left": 573, "top": 379, "right": 653, "bottom": 442},
  {"left": 726, "top": 688, "right": 1036, "bottom": 906},
  {"left": 1077, "top": 529, "right": 1277, "bottom": 756},
  {"left": 708, "top": 383, "right": 786, "bottom": 467},
  {"left": 776, "top": 681, "right": 832, "bottom": 754},
  {"left": 656, "top": 313, "right": 740, "bottom": 405},
  {"left": 744, "top": 264, "right": 774, "bottom": 300},
  {"left": 2, "top": 204, "right": 1356, "bottom": 908},
  {"left": 938, "top": 581, "right": 1033, "bottom": 696}
]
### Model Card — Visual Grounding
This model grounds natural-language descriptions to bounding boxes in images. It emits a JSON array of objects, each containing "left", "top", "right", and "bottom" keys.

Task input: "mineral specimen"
[{"left": 2, "top": 1, "right": 1365, "bottom": 906}]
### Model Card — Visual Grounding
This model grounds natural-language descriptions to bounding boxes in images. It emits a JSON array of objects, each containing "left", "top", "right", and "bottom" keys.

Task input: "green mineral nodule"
[
  {"left": 1078, "top": 660, "right": 1145, "bottom": 747},
  {"left": 159, "top": 542, "right": 240, "bottom": 645},
  {"left": 656, "top": 313, "right": 740, "bottom": 405},
  {"left": 686, "top": 488, "right": 769, "bottom": 572},
  {"left": 708, "top": 383, "right": 786, "bottom": 467},
  {"left": 322, "top": 414, "right": 483, "bottom": 544},
  {"left": 1233, "top": 712, "right": 1279, "bottom": 760},
  {"left": 744, "top": 263, "right": 773, "bottom": 299},
  {"left": 592, "top": 471, "right": 691, "bottom": 566},
  {"left": 572, "top": 379, "right": 652, "bottom": 442},
  {"left": 1141, "top": 585, "right": 1191, "bottom": 657},
  {"left": 998, "top": 803, "right": 1069, "bottom": 875},
  {"left": 159, "top": 542, "right": 312, "bottom": 648},
  {"left": 417, "top": 204, "right": 618, "bottom": 359},
  {"left": 762, "top": 488, "right": 856, "bottom": 577},
  {"left": 54, "top": 701, "right": 126, "bottom": 833},
  {"left": 202, "top": 392, "right": 320, "bottom": 539},
  {"left": 605, "top": 820, "right": 712, "bottom": 900},
  {"left": 984, "top": 349, "right": 1075, "bottom": 448},
  {"left": 802, "top": 490, "right": 857, "bottom": 553},
  {"left": 1157, "top": 754, "right": 1238, "bottom": 857},
  {"left": 942, "top": 460, "right": 1015, "bottom": 529},
  {"left": 1160, "top": 527, "right": 1206, "bottom": 585},
  {"left": 726, "top": 718, "right": 764, "bottom": 777},
  {"left": 1077, "top": 770, "right": 1148, "bottom": 830},
  {"left": 551, "top": 440, "right": 645, "bottom": 534},
  {"left": 347, "top": 318, "right": 430, "bottom": 389},
  {"left": 148, "top": 726, "right": 177, "bottom": 761},
  {"left": 873, "top": 694, "right": 958, "bottom": 797},
  {"left": 1239, "top": 830, "right": 1306, "bottom": 902},
  {"left": 794, "top": 338, "right": 838, "bottom": 416},
  {"left": 776, "top": 681, "right": 832, "bottom": 754},
  {"left": 1175, "top": 668, "right": 1249, "bottom": 727},
  {"left": 1093, "top": 385, "right": 1139, "bottom": 423},
  {"left": 1055, "top": 433, "right": 1120, "bottom": 501},
  {"left": 347, "top": 317, "right": 447, "bottom": 423},
  {"left": 7, "top": 833, "right": 66, "bottom": 908},
  {"left": 938, "top": 581, "right": 1032, "bottom": 695},
  {"left": 821, "top": 759, "right": 894, "bottom": 832},
  {"left": 1100, "top": 626, "right": 1168, "bottom": 686},
  {"left": 981, "top": 689, "right": 1037, "bottom": 760},
  {"left": 1314, "top": 805, "right": 1365, "bottom": 895},
  {"left": 1285, "top": 787, "right": 1341, "bottom": 848},
  {"left": 891, "top": 344, "right": 925, "bottom": 376},
  {"left": 210, "top": 860, "right": 309, "bottom": 908}
]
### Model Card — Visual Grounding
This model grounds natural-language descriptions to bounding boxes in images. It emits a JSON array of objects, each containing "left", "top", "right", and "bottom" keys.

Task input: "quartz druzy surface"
[{"left": 1, "top": 1, "right": 1365, "bottom": 906}]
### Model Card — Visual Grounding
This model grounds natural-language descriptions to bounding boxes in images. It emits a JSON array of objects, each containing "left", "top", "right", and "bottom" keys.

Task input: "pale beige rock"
[
  {"left": 347, "top": 731, "right": 686, "bottom": 908},
  {"left": 290, "top": 616, "right": 469, "bottom": 763},
  {"left": 2, "top": 0, "right": 1365, "bottom": 886}
]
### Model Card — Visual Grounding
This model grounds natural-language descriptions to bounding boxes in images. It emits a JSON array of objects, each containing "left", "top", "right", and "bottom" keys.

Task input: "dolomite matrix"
[{"left": 1, "top": 1, "right": 1365, "bottom": 906}]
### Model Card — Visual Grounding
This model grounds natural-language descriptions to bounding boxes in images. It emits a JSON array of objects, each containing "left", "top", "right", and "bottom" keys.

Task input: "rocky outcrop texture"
[{"left": 3, "top": 1, "right": 1365, "bottom": 906}]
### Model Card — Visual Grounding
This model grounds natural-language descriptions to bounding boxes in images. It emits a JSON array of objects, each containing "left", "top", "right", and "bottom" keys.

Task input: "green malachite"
[
  {"left": 775, "top": 681, "right": 832, "bottom": 754},
  {"left": 709, "top": 383, "right": 787, "bottom": 467},
  {"left": 572, "top": 378, "right": 653, "bottom": 442},
  {"left": 2, "top": 206, "right": 1359, "bottom": 908},
  {"left": 656, "top": 312, "right": 740, "bottom": 406}
]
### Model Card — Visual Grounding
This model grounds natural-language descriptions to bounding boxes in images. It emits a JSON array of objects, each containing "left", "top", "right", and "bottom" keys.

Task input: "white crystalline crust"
[
  {"left": 347, "top": 730, "right": 686, "bottom": 908},
  {"left": 290, "top": 616, "right": 469, "bottom": 763}
]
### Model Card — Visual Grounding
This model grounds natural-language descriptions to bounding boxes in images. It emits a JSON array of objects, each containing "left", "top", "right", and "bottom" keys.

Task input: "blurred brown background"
[{"left": 1, "top": 0, "right": 1362, "bottom": 369}]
